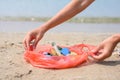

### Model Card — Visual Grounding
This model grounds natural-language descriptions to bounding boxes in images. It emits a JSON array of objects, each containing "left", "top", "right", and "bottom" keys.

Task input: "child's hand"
[
  {"left": 23, "top": 28, "right": 45, "bottom": 50},
  {"left": 91, "top": 34, "right": 120, "bottom": 61}
]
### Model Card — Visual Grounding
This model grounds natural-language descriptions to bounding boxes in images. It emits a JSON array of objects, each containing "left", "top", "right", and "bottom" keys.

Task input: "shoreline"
[
  {"left": 0, "top": 16, "right": 120, "bottom": 23},
  {"left": 0, "top": 21, "right": 120, "bottom": 33}
]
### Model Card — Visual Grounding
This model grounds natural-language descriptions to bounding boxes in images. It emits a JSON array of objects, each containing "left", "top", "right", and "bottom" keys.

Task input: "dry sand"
[{"left": 0, "top": 32, "right": 120, "bottom": 80}]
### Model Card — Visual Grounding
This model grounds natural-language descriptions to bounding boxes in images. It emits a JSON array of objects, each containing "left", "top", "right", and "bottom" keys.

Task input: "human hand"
[
  {"left": 90, "top": 34, "right": 120, "bottom": 62},
  {"left": 23, "top": 28, "right": 45, "bottom": 50}
]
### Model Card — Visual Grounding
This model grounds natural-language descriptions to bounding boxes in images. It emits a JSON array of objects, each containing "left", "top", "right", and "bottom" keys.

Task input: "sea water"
[{"left": 0, "top": 21, "right": 120, "bottom": 33}]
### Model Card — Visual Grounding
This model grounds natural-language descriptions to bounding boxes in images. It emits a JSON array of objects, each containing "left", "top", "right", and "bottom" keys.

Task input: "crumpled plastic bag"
[{"left": 24, "top": 44, "right": 96, "bottom": 69}]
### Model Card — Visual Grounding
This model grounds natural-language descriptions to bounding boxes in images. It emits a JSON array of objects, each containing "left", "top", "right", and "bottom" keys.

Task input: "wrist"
[
  {"left": 37, "top": 24, "right": 50, "bottom": 34},
  {"left": 111, "top": 34, "right": 120, "bottom": 44}
]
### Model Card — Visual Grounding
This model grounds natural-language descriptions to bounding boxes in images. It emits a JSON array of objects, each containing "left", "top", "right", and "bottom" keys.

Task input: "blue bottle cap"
[{"left": 61, "top": 48, "right": 70, "bottom": 56}]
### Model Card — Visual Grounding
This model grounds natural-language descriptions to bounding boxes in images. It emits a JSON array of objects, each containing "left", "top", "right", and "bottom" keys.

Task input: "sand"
[{"left": 0, "top": 32, "right": 120, "bottom": 80}]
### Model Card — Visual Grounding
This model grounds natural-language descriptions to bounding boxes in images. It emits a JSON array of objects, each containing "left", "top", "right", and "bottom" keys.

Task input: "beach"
[
  {"left": 0, "top": 32, "right": 120, "bottom": 80},
  {"left": 0, "top": 0, "right": 120, "bottom": 79}
]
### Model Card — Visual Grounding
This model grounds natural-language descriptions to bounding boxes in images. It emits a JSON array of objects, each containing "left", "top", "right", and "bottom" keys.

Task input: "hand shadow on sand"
[{"left": 96, "top": 60, "right": 120, "bottom": 66}]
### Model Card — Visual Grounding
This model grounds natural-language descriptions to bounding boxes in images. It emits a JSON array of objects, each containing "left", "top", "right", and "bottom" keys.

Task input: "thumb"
[
  {"left": 91, "top": 45, "right": 102, "bottom": 54},
  {"left": 91, "top": 45, "right": 105, "bottom": 62}
]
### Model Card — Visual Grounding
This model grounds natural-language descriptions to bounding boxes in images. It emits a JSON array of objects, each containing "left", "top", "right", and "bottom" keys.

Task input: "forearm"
[
  {"left": 40, "top": 0, "right": 95, "bottom": 32},
  {"left": 111, "top": 34, "right": 120, "bottom": 44}
]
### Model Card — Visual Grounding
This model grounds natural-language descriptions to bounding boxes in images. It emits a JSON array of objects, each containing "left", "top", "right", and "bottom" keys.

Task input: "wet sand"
[{"left": 0, "top": 32, "right": 120, "bottom": 80}]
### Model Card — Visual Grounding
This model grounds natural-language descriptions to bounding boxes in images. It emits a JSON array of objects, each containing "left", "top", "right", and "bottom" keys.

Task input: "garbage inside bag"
[{"left": 24, "top": 43, "right": 96, "bottom": 69}]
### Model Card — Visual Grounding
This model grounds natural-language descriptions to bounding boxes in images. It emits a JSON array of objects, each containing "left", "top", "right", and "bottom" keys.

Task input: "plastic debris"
[
  {"left": 24, "top": 43, "right": 96, "bottom": 69},
  {"left": 60, "top": 48, "right": 70, "bottom": 56}
]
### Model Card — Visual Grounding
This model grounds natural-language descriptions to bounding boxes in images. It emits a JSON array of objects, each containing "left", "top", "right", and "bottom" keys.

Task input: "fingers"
[
  {"left": 26, "top": 36, "right": 31, "bottom": 50},
  {"left": 23, "top": 34, "right": 41, "bottom": 51},
  {"left": 87, "top": 55, "right": 97, "bottom": 62},
  {"left": 92, "top": 44, "right": 113, "bottom": 61},
  {"left": 23, "top": 35, "right": 31, "bottom": 50},
  {"left": 92, "top": 49, "right": 112, "bottom": 62},
  {"left": 92, "top": 53, "right": 106, "bottom": 61},
  {"left": 23, "top": 28, "right": 45, "bottom": 51},
  {"left": 90, "top": 44, "right": 104, "bottom": 62},
  {"left": 32, "top": 36, "right": 40, "bottom": 49},
  {"left": 92, "top": 45, "right": 102, "bottom": 54},
  {"left": 23, "top": 32, "right": 33, "bottom": 50}
]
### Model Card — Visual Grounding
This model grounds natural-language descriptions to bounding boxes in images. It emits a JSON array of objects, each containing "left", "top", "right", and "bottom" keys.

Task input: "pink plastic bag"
[{"left": 24, "top": 44, "right": 96, "bottom": 69}]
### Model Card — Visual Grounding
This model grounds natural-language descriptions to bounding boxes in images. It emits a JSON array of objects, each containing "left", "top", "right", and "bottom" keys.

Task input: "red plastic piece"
[{"left": 24, "top": 44, "right": 96, "bottom": 69}]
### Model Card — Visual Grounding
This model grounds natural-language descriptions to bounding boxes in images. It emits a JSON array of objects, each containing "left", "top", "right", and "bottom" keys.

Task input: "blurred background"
[{"left": 0, "top": 0, "right": 120, "bottom": 33}]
